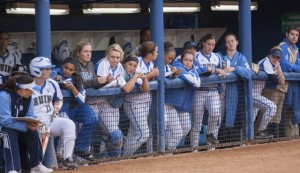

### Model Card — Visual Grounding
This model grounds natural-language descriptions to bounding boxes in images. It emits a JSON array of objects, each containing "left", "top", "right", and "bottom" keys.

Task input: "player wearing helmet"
[{"left": 29, "top": 57, "right": 78, "bottom": 169}]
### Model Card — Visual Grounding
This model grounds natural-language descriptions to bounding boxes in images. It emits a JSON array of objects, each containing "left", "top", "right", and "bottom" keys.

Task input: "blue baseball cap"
[
  {"left": 270, "top": 46, "right": 283, "bottom": 58},
  {"left": 183, "top": 41, "right": 198, "bottom": 50}
]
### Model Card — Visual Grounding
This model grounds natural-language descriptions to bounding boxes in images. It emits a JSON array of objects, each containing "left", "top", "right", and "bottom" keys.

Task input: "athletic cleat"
[
  {"left": 30, "top": 163, "right": 53, "bottom": 173},
  {"left": 8, "top": 171, "right": 19, "bottom": 173},
  {"left": 206, "top": 134, "right": 219, "bottom": 145},
  {"left": 63, "top": 157, "right": 78, "bottom": 169},
  {"left": 255, "top": 130, "right": 273, "bottom": 139},
  {"left": 74, "top": 150, "right": 95, "bottom": 161}
]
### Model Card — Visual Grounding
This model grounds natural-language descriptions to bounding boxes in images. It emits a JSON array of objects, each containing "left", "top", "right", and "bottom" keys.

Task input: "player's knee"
[
  {"left": 111, "top": 130, "right": 123, "bottom": 146},
  {"left": 140, "top": 129, "right": 150, "bottom": 143}
]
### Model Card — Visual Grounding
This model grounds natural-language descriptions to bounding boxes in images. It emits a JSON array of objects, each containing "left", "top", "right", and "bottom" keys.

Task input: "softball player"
[
  {"left": 122, "top": 55, "right": 150, "bottom": 156},
  {"left": 254, "top": 46, "right": 285, "bottom": 139},
  {"left": 218, "top": 33, "right": 252, "bottom": 127},
  {"left": 164, "top": 43, "right": 183, "bottom": 150},
  {"left": 191, "top": 34, "right": 225, "bottom": 148},
  {"left": 29, "top": 57, "right": 78, "bottom": 169},
  {"left": 71, "top": 41, "right": 105, "bottom": 160},
  {"left": 166, "top": 51, "right": 201, "bottom": 150},
  {"left": 54, "top": 57, "right": 92, "bottom": 162},
  {"left": 0, "top": 31, "right": 21, "bottom": 84},
  {"left": 133, "top": 41, "right": 159, "bottom": 153},
  {"left": 94, "top": 44, "right": 127, "bottom": 157},
  {"left": 0, "top": 74, "right": 53, "bottom": 173}
]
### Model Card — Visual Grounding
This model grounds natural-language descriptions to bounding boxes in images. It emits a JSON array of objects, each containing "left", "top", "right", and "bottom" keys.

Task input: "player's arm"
[
  {"left": 234, "top": 57, "right": 252, "bottom": 79},
  {"left": 274, "top": 61, "right": 285, "bottom": 85},
  {"left": 139, "top": 75, "right": 150, "bottom": 92},
  {"left": 145, "top": 67, "right": 159, "bottom": 81},
  {"left": 0, "top": 93, "right": 27, "bottom": 132},
  {"left": 121, "top": 73, "right": 141, "bottom": 93}
]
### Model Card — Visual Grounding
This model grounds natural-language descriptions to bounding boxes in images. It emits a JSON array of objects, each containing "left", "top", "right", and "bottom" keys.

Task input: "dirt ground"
[{"left": 56, "top": 139, "right": 300, "bottom": 173}]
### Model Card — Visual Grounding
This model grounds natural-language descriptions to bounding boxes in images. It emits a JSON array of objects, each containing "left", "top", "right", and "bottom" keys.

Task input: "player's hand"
[
  {"left": 55, "top": 75, "right": 62, "bottom": 82},
  {"left": 97, "top": 76, "right": 107, "bottom": 84},
  {"left": 171, "top": 66, "right": 177, "bottom": 74},
  {"left": 208, "top": 67, "right": 215, "bottom": 74},
  {"left": 224, "top": 67, "right": 235, "bottom": 73},
  {"left": 27, "top": 122, "right": 39, "bottom": 131},
  {"left": 151, "top": 67, "right": 159, "bottom": 77},
  {"left": 274, "top": 61, "right": 280, "bottom": 69},
  {"left": 107, "top": 74, "right": 114, "bottom": 83},
  {"left": 64, "top": 82, "right": 75, "bottom": 91},
  {"left": 133, "top": 73, "right": 143, "bottom": 79},
  {"left": 173, "top": 69, "right": 182, "bottom": 78},
  {"left": 217, "top": 69, "right": 226, "bottom": 78}
]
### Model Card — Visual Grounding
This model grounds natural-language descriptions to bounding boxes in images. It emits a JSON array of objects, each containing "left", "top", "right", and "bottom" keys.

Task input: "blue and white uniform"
[
  {"left": 94, "top": 58, "right": 126, "bottom": 157},
  {"left": 123, "top": 71, "right": 150, "bottom": 156},
  {"left": 135, "top": 56, "right": 154, "bottom": 153},
  {"left": 190, "top": 50, "right": 222, "bottom": 147},
  {"left": 165, "top": 61, "right": 200, "bottom": 150},
  {"left": 0, "top": 49, "right": 20, "bottom": 84},
  {"left": 54, "top": 67, "right": 98, "bottom": 155},
  {"left": 32, "top": 78, "right": 76, "bottom": 160},
  {"left": 252, "top": 57, "right": 277, "bottom": 131}
]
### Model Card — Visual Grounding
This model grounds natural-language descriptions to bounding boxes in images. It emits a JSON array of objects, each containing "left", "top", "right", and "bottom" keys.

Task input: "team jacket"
[
  {"left": 279, "top": 39, "right": 300, "bottom": 124},
  {"left": 0, "top": 90, "right": 36, "bottom": 132},
  {"left": 165, "top": 61, "right": 200, "bottom": 112},
  {"left": 73, "top": 58, "right": 104, "bottom": 89},
  {"left": 219, "top": 51, "right": 252, "bottom": 127}
]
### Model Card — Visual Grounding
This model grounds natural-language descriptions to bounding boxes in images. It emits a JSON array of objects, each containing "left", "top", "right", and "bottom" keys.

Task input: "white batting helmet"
[{"left": 29, "top": 57, "right": 55, "bottom": 77}]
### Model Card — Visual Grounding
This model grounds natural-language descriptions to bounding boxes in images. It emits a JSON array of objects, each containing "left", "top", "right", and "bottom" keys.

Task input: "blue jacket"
[
  {"left": 279, "top": 39, "right": 300, "bottom": 124},
  {"left": 165, "top": 62, "right": 200, "bottom": 112},
  {"left": 0, "top": 91, "right": 36, "bottom": 132},
  {"left": 219, "top": 51, "right": 252, "bottom": 127}
]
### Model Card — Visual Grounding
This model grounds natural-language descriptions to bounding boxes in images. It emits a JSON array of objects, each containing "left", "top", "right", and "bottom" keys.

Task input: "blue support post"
[
  {"left": 239, "top": 0, "right": 254, "bottom": 140},
  {"left": 150, "top": 0, "right": 165, "bottom": 152},
  {"left": 35, "top": 0, "right": 52, "bottom": 60}
]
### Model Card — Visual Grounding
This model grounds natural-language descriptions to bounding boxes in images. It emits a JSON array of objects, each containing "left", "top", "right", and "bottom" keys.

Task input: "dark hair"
[
  {"left": 223, "top": 33, "right": 238, "bottom": 43},
  {"left": 286, "top": 26, "right": 300, "bottom": 34},
  {"left": 181, "top": 50, "right": 194, "bottom": 63},
  {"left": 140, "top": 27, "right": 151, "bottom": 44},
  {"left": 122, "top": 54, "right": 139, "bottom": 65},
  {"left": 164, "top": 41, "right": 175, "bottom": 55},
  {"left": 62, "top": 57, "right": 84, "bottom": 91},
  {"left": 139, "top": 41, "right": 157, "bottom": 57},
  {"left": 198, "top": 34, "right": 215, "bottom": 49},
  {"left": 3, "top": 74, "right": 34, "bottom": 92}
]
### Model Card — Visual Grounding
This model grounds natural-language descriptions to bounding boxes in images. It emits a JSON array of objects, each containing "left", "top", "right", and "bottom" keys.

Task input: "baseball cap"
[
  {"left": 11, "top": 64, "right": 28, "bottom": 76},
  {"left": 183, "top": 41, "right": 198, "bottom": 50},
  {"left": 16, "top": 74, "right": 40, "bottom": 91},
  {"left": 270, "top": 46, "right": 283, "bottom": 58}
]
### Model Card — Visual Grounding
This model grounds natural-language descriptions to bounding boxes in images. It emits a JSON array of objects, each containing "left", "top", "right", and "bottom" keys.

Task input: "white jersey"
[
  {"left": 136, "top": 56, "right": 154, "bottom": 74},
  {"left": 32, "top": 78, "right": 63, "bottom": 123},
  {"left": 195, "top": 51, "right": 221, "bottom": 68},
  {"left": 253, "top": 56, "right": 276, "bottom": 95},
  {"left": 0, "top": 49, "right": 21, "bottom": 84},
  {"left": 96, "top": 58, "right": 126, "bottom": 88},
  {"left": 127, "top": 56, "right": 153, "bottom": 103},
  {"left": 195, "top": 51, "right": 221, "bottom": 89}
]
